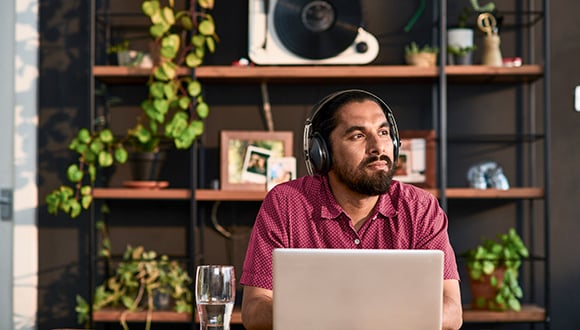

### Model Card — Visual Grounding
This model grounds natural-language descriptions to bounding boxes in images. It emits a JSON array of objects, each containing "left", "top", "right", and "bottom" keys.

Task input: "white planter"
[{"left": 447, "top": 28, "right": 474, "bottom": 49}]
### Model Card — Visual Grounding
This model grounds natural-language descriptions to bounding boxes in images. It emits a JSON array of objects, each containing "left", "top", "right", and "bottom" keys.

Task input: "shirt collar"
[{"left": 317, "top": 176, "right": 399, "bottom": 220}]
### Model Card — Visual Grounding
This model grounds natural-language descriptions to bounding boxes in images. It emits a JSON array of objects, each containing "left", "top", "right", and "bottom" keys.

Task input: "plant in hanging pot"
[
  {"left": 45, "top": 0, "right": 218, "bottom": 218},
  {"left": 463, "top": 228, "right": 529, "bottom": 312}
]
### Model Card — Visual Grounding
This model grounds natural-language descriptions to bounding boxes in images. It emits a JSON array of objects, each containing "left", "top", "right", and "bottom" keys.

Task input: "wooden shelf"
[
  {"left": 93, "top": 308, "right": 243, "bottom": 324},
  {"left": 92, "top": 188, "right": 267, "bottom": 201},
  {"left": 443, "top": 187, "right": 544, "bottom": 199},
  {"left": 93, "top": 65, "right": 544, "bottom": 84},
  {"left": 463, "top": 304, "right": 546, "bottom": 323},
  {"left": 93, "top": 305, "right": 545, "bottom": 324},
  {"left": 93, "top": 187, "right": 544, "bottom": 201}
]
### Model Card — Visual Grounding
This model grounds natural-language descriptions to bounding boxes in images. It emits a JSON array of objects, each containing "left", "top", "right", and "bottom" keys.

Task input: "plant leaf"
[
  {"left": 67, "top": 164, "right": 83, "bottom": 183},
  {"left": 198, "top": 19, "right": 215, "bottom": 36}
]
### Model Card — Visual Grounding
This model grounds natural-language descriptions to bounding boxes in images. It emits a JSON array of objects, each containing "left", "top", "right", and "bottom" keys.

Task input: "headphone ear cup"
[
  {"left": 393, "top": 139, "right": 400, "bottom": 163},
  {"left": 308, "top": 132, "right": 330, "bottom": 174}
]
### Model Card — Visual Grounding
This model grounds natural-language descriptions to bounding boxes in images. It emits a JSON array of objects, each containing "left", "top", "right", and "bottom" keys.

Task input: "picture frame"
[
  {"left": 220, "top": 130, "right": 294, "bottom": 191},
  {"left": 266, "top": 156, "right": 297, "bottom": 191},
  {"left": 394, "top": 130, "right": 436, "bottom": 188}
]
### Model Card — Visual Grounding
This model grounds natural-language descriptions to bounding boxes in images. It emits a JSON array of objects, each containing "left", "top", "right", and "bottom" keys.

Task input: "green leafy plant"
[
  {"left": 106, "top": 40, "right": 130, "bottom": 54},
  {"left": 46, "top": 0, "right": 218, "bottom": 218},
  {"left": 405, "top": 41, "right": 439, "bottom": 56},
  {"left": 464, "top": 228, "right": 529, "bottom": 311},
  {"left": 458, "top": 0, "right": 496, "bottom": 28},
  {"left": 75, "top": 243, "right": 193, "bottom": 330},
  {"left": 447, "top": 44, "right": 477, "bottom": 56}
]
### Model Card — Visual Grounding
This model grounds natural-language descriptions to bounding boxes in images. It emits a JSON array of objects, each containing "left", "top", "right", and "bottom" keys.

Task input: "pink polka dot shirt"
[{"left": 240, "top": 175, "right": 459, "bottom": 290}]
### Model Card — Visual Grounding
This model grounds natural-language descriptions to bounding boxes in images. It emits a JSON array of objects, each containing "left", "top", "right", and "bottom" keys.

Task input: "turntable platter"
[{"left": 273, "top": 0, "right": 363, "bottom": 59}]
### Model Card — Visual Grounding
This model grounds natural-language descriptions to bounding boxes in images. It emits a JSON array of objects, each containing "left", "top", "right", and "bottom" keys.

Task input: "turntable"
[{"left": 248, "top": 0, "right": 379, "bottom": 65}]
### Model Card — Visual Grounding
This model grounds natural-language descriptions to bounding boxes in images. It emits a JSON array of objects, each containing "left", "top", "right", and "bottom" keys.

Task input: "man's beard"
[{"left": 332, "top": 154, "right": 395, "bottom": 196}]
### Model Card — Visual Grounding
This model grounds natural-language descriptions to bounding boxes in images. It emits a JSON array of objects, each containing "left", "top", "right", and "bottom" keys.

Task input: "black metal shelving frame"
[
  {"left": 85, "top": 0, "right": 551, "bottom": 328},
  {"left": 87, "top": 1, "right": 200, "bottom": 328},
  {"left": 436, "top": 0, "right": 551, "bottom": 328}
]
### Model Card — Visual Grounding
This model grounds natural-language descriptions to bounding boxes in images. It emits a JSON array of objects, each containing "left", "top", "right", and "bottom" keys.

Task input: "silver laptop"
[{"left": 272, "top": 248, "right": 443, "bottom": 330}]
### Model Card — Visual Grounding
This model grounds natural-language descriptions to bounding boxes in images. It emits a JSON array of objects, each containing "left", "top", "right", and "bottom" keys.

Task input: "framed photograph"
[
  {"left": 220, "top": 131, "right": 294, "bottom": 191},
  {"left": 394, "top": 130, "right": 436, "bottom": 188},
  {"left": 266, "top": 156, "right": 297, "bottom": 191},
  {"left": 241, "top": 145, "right": 272, "bottom": 184}
]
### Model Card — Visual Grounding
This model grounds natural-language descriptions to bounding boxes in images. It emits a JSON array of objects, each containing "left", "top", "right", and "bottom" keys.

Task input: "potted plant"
[
  {"left": 447, "top": 44, "right": 477, "bottom": 65},
  {"left": 75, "top": 221, "right": 193, "bottom": 330},
  {"left": 404, "top": 42, "right": 439, "bottom": 67},
  {"left": 45, "top": 0, "right": 218, "bottom": 218},
  {"left": 447, "top": 0, "right": 495, "bottom": 65},
  {"left": 463, "top": 228, "right": 529, "bottom": 312},
  {"left": 107, "top": 40, "right": 153, "bottom": 68}
]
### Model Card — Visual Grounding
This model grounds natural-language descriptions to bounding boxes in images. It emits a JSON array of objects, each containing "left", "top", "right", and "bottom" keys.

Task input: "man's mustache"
[{"left": 361, "top": 155, "right": 393, "bottom": 167}]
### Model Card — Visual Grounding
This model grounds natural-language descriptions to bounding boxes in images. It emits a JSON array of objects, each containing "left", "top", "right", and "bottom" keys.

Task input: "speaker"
[
  {"left": 303, "top": 89, "right": 400, "bottom": 175},
  {"left": 248, "top": 0, "right": 379, "bottom": 65}
]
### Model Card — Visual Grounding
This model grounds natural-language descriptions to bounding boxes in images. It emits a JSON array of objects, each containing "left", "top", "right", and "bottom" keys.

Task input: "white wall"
[{"left": 0, "top": 0, "right": 39, "bottom": 329}]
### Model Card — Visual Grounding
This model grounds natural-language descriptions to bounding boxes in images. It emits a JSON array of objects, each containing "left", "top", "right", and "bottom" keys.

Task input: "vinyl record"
[{"left": 273, "top": 0, "right": 363, "bottom": 60}]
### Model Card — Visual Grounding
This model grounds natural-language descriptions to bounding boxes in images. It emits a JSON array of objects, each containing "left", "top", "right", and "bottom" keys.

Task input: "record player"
[{"left": 248, "top": 0, "right": 379, "bottom": 65}]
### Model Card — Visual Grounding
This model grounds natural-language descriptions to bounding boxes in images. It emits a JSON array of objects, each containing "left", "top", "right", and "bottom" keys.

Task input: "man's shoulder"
[
  {"left": 267, "top": 175, "right": 325, "bottom": 198},
  {"left": 389, "top": 180, "right": 436, "bottom": 204}
]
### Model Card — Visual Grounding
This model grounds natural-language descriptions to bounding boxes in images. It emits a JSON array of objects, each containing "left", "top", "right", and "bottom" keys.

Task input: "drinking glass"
[{"left": 195, "top": 265, "right": 236, "bottom": 330}]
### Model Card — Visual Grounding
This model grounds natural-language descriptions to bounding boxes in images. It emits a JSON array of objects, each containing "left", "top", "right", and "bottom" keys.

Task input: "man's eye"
[{"left": 379, "top": 130, "right": 390, "bottom": 136}]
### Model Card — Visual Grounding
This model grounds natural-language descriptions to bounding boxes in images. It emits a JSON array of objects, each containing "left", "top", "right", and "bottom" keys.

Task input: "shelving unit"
[{"left": 87, "top": 0, "right": 550, "bottom": 328}]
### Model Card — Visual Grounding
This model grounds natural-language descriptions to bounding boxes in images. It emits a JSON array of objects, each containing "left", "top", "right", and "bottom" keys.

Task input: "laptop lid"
[{"left": 272, "top": 248, "right": 443, "bottom": 330}]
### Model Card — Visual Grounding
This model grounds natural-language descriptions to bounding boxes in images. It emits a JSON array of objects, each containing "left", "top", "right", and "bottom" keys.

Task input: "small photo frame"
[
  {"left": 394, "top": 130, "right": 436, "bottom": 188},
  {"left": 241, "top": 145, "right": 272, "bottom": 184},
  {"left": 266, "top": 156, "right": 297, "bottom": 191},
  {"left": 220, "top": 130, "right": 294, "bottom": 191}
]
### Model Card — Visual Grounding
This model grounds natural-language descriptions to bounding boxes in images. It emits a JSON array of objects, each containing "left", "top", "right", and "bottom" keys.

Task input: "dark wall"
[{"left": 37, "top": 0, "right": 580, "bottom": 329}]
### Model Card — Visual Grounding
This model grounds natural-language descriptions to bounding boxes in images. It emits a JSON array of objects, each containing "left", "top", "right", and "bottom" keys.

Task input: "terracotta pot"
[{"left": 468, "top": 266, "right": 506, "bottom": 310}]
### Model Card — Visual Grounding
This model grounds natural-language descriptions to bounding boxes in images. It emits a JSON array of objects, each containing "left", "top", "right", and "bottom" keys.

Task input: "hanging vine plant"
[{"left": 46, "top": 0, "right": 218, "bottom": 218}]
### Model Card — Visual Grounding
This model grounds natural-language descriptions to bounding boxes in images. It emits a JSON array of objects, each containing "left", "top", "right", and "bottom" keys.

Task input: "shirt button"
[{"left": 354, "top": 239, "right": 361, "bottom": 245}]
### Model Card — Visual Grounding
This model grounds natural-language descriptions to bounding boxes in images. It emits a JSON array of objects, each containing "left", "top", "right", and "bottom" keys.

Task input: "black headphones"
[{"left": 303, "top": 89, "right": 400, "bottom": 176}]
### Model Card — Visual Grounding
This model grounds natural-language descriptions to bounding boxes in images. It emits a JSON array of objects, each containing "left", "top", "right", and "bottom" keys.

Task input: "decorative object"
[
  {"left": 220, "top": 131, "right": 293, "bottom": 191},
  {"left": 447, "top": 4, "right": 475, "bottom": 62},
  {"left": 393, "top": 130, "right": 436, "bottom": 188},
  {"left": 447, "top": 1, "right": 496, "bottom": 65},
  {"left": 478, "top": 12, "right": 503, "bottom": 66},
  {"left": 266, "top": 157, "right": 296, "bottom": 191},
  {"left": 463, "top": 228, "right": 529, "bottom": 311},
  {"left": 404, "top": 42, "right": 438, "bottom": 67},
  {"left": 466, "top": 161, "right": 510, "bottom": 190},
  {"left": 447, "top": 27, "right": 474, "bottom": 61},
  {"left": 45, "top": 0, "right": 218, "bottom": 218}
]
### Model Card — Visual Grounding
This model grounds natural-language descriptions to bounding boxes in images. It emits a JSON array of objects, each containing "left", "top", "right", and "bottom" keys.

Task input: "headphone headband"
[{"left": 303, "top": 89, "right": 400, "bottom": 176}]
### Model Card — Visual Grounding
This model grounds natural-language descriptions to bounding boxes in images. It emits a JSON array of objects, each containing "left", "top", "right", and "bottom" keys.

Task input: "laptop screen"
[{"left": 272, "top": 248, "right": 443, "bottom": 330}]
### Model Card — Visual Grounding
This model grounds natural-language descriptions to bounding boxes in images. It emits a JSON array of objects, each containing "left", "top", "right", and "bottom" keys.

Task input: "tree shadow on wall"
[{"left": 37, "top": 261, "right": 86, "bottom": 329}]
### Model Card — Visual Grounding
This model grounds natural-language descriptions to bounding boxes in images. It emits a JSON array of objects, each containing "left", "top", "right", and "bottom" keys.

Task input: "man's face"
[{"left": 328, "top": 100, "right": 396, "bottom": 195}]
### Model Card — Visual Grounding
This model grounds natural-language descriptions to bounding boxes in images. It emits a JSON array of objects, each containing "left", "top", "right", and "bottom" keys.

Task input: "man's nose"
[{"left": 366, "top": 134, "right": 383, "bottom": 154}]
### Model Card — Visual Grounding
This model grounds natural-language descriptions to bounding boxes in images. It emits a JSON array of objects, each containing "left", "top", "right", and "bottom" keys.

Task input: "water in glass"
[{"left": 196, "top": 265, "right": 236, "bottom": 330}]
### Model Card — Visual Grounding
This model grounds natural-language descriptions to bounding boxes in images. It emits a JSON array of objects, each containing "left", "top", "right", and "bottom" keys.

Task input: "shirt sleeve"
[
  {"left": 416, "top": 193, "right": 460, "bottom": 280},
  {"left": 240, "top": 188, "right": 288, "bottom": 290}
]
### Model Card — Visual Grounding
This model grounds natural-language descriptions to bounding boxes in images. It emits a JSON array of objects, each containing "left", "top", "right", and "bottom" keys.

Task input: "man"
[{"left": 240, "top": 89, "right": 463, "bottom": 330}]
